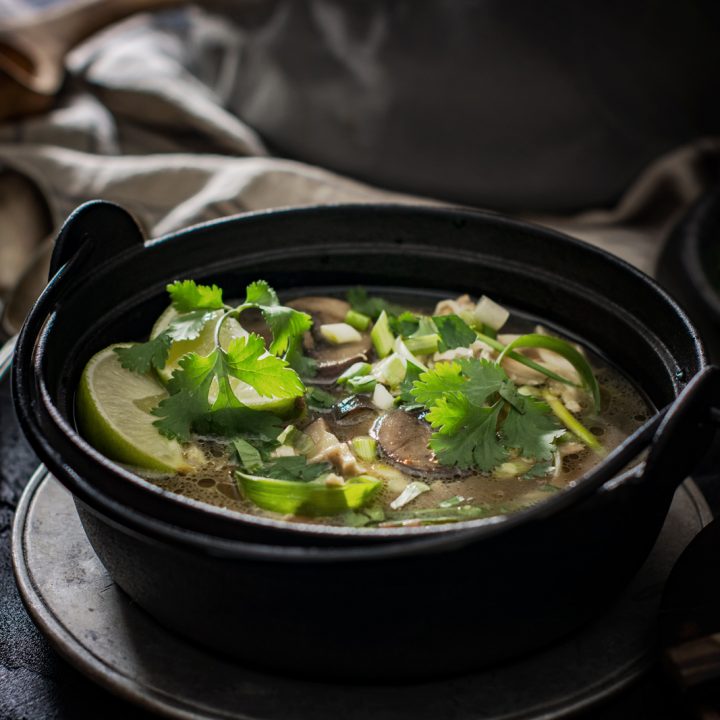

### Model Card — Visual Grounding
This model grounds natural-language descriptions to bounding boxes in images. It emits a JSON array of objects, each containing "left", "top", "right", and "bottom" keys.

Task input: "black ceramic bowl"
[
  {"left": 657, "top": 186, "right": 720, "bottom": 362},
  {"left": 13, "top": 201, "right": 720, "bottom": 679}
]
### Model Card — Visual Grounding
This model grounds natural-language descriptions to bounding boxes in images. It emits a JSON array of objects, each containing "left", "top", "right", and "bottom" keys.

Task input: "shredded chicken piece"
[
  {"left": 547, "top": 380, "right": 584, "bottom": 413},
  {"left": 433, "top": 346, "right": 474, "bottom": 363},
  {"left": 271, "top": 445, "right": 296, "bottom": 458},
  {"left": 433, "top": 294, "right": 475, "bottom": 316},
  {"left": 305, "top": 418, "right": 366, "bottom": 477},
  {"left": 558, "top": 440, "right": 585, "bottom": 457},
  {"left": 470, "top": 339, "right": 497, "bottom": 362}
]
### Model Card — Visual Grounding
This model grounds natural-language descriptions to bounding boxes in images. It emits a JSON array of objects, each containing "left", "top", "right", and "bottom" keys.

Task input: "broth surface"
[{"left": 143, "top": 292, "right": 652, "bottom": 528}]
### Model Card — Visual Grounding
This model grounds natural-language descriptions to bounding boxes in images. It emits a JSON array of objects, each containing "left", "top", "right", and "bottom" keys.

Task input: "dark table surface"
[{"left": 0, "top": 376, "right": 717, "bottom": 720}]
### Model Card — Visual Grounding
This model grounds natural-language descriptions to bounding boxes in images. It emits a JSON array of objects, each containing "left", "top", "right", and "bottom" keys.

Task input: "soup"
[{"left": 76, "top": 280, "right": 651, "bottom": 528}]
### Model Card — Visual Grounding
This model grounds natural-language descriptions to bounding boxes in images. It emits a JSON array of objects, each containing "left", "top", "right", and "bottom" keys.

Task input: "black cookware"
[
  {"left": 13, "top": 201, "right": 720, "bottom": 679},
  {"left": 657, "top": 185, "right": 720, "bottom": 362}
]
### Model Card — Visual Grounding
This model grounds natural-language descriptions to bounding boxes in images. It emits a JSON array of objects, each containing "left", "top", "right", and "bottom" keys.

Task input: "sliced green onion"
[
  {"left": 347, "top": 375, "right": 377, "bottom": 393},
  {"left": 345, "top": 309, "right": 371, "bottom": 331},
  {"left": 404, "top": 334, "right": 440, "bottom": 355},
  {"left": 351, "top": 436, "right": 377, "bottom": 462},
  {"left": 371, "top": 310, "right": 395, "bottom": 358},
  {"left": 475, "top": 331, "right": 577, "bottom": 388},
  {"left": 373, "top": 353, "right": 406, "bottom": 387},
  {"left": 337, "top": 362, "right": 372, "bottom": 384},
  {"left": 542, "top": 391, "right": 604, "bottom": 454},
  {"left": 236, "top": 472, "right": 382, "bottom": 516},
  {"left": 372, "top": 383, "right": 395, "bottom": 410},
  {"left": 276, "top": 425, "right": 314, "bottom": 455},
  {"left": 320, "top": 322, "right": 362, "bottom": 345},
  {"left": 498, "top": 334, "right": 601, "bottom": 412},
  {"left": 474, "top": 295, "right": 510, "bottom": 331},
  {"left": 393, "top": 336, "right": 428, "bottom": 371},
  {"left": 379, "top": 504, "right": 489, "bottom": 527},
  {"left": 390, "top": 480, "right": 431, "bottom": 510}
]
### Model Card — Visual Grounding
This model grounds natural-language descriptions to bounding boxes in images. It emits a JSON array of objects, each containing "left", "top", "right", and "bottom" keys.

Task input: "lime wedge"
[
  {"left": 151, "top": 305, "right": 295, "bottom": 415},
  {"left": 77, "top": 344, "right": 194, "bottom": 473}
]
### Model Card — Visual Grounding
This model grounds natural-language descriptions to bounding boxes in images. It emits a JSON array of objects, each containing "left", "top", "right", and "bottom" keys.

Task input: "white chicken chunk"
[{"left": 304, "top": 418, "right": 366, "bottom": 478}]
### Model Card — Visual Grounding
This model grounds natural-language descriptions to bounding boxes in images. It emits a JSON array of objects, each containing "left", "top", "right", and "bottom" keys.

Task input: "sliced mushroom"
[
  {"left": 372, "top": 410, "right": 469, "bottom": 478},
  {"left": 288, "top": 296, "right": 373, "bottom": 380},
  {"left": 327, "top": 394, "right": 378, "bottom": 439},
  {"left": 333, "top": 394, "right": 377, "bottom": 424}
]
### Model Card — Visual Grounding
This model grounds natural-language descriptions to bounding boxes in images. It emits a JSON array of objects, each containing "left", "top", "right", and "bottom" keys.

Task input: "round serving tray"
[{"left": 12, "top": 468, "right": 711, "bottom": 720}]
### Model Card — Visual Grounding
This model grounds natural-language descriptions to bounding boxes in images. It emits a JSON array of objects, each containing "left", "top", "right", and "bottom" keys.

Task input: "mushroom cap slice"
[
  {"left": 372, "top": 410, "right": 470, "bottom": 478},
  {"left": 288, "top": 296, "right": 372, "bottom": 380}
]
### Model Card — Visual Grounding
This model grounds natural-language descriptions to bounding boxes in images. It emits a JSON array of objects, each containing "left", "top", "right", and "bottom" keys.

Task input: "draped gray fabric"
[{"left": 0, "top": 0, "right": 719, "bottom": 334}]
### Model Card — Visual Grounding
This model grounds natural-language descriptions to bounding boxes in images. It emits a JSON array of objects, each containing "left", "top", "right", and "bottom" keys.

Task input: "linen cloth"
[{"left": 0, "top": 1, "right": 719, "bottom": 335}]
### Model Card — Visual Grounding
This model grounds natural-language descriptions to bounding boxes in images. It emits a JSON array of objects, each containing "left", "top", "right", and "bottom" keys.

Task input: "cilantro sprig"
[
  {"left": 115, "top": 309, "right": 218, "bottom": 374},
  {"left": 411, "top": 359, "right": 565, "bottom": 472},
  {"left": 151, "top": 335, "right": 303, "bottom": 441},
  {"left": 116, "top": 280, "right": 312, "bottom": 442}
]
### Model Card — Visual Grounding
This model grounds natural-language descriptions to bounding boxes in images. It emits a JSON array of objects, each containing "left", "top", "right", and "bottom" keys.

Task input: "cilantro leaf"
[
  {"left": 245, "top": 280, "right": 279, "bottom": 307},
  {"left": 152, "top": 352, "right": 216, "bottom": 440},
  {"left": 346, "top": 287, "right": 407, "bottom": 320},
  {"left": 238, "top": 280, "right": 312, "bottom": 357},
  {"left": 433, "top": 314, "right": 476, "bottom": 350},
  {"left": 259, "top": 304, "right": 313, "bottom": 356},
  {"left": 411, "top": 362, "right": 465, "bottom": 406},
  {"left": 522, "top": 462, "right": 553, "bottom": 479},
  {"left": 224, "top": 334, "right": 305, "bottom": 398},
  {"left": 428, "top": 398, "right": 507, "bottom": 470},
  {"left": 166, "top": 350, "right": 218, "bottom": 394},
  {"left": 393, "top": 311, "right": 420, "bottom": 336},
  {"left": 167, "top": 280, "right": 224, "bottom": 312},
  {"left": 502, "top": 395, "right": 563, "bottom": 461},
  {"left": 233, "top": 438, "right": 264, "bottom": 472},
  {"left": 306, "top": 386, "right": 337, "bottom": 410},
  {"left": 115, "top": 336, "right": 171, "bottom": 374},
  {"left": 260, "top": 456, "right": 333, "bottom": 482},
  {"left": 165, "top": 310, "right": 216, "bottom": 342},
  {"left": 458, "top": 358, "right": 507, "bottom": 406},
  {"left": 152, "top": 343, "right": 299, "bottom": 441},
  {"left": 285, "top": 336, "right": 317, "bottom": 378},
  {"left": 115, "top": 310, "right": 216, "bottom": 375},
  {"left": 197, "top": 408, "right": 284, "bottom": 440}
]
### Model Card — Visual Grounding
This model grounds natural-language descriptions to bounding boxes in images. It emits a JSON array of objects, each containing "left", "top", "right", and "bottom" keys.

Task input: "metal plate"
[{"left": 12, "top": 470, "right": 711, "bottom": 720}]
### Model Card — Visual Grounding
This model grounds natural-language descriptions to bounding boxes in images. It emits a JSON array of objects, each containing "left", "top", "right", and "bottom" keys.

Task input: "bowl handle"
[
  {"left": 49, "top": 199, "right": 145, "bottom": 277},
  {"left": 643, "top": 365, "right": 720, "bottom": 489},
  {"left": 13, "top": 201, "right": 145, "bottom": 423},
  {"left": 587, "top": 366, "right": 719, "bottom": 498}
]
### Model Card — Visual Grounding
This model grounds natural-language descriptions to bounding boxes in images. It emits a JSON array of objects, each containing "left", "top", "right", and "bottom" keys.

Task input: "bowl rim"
[{"left": 17, "top": 202, "right": 707, "bottom": 552}]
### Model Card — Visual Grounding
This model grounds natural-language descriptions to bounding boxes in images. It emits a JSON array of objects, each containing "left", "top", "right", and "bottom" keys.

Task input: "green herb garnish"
[
  {"left": 306, "top": 386, "right": 338, "bottom": 410},
  {"left": 346, "top": 287, "right": 407, "bottom": 320},
  {"left": 432, "top": 314, "right": 476, "bottom": 350},
  {"left": 411, "top": 359, "right": 565, "bottom": 471}
]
